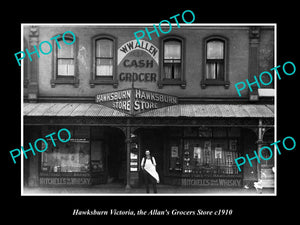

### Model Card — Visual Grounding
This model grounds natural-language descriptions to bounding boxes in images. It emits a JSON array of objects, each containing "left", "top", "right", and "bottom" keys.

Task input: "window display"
[
  {"left": 41, "top": 140, "right": 90, "bottom": 173},
  {"left": 182, "top": 138, "right": 240, "bottom": 175},
  {"left": 91, "top": 140, "right": 104, "bottom": 172},
  {"left": 171, "top": 146, "right": 179, "bottom": 158},
  {"left": 169, "top": 139, "right": 181, "bottom": 171},
  {"left": 168, "top": 127, "right": 241, "bottom": 175}
]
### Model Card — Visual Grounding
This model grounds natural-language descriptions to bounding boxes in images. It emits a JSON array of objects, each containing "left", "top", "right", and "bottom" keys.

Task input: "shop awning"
[{"left": 23, "top": 103, "right": 274, "bottom": 118}]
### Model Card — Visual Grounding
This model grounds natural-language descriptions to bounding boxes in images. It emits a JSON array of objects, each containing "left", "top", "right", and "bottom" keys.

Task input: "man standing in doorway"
[{"left": 141, "top": 150, "right": 159, "bottom": 193}]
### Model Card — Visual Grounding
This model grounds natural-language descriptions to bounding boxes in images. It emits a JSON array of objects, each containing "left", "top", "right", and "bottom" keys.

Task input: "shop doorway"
[
  {"left": 105, "top": 127, "right": 126, "bottom": 184},
  {"left": 138, "top": 128, "right": 165, "bottom": 184}
]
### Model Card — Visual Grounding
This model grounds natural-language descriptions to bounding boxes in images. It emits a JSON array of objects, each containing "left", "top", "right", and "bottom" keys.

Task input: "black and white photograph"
[
  {"left": 4, "top": 5, "right": 298, "bottom": 223},
  {"left": 20, "top": 23, "right": 276, "bottom": 196}
]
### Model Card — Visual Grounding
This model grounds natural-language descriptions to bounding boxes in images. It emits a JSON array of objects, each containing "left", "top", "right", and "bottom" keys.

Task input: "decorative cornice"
[{"left": 249, "top": 26, "right": 260, "bottom": 39}]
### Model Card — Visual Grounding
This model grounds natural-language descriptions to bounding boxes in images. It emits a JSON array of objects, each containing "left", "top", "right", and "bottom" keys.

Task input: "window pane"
[
  {"left": 216, "top": 62, "right": 224, "bottom": 80},
  {"left": 206, "top": 62, "right": 216, "bottom": 79},
  {"left": 173, "top": 63, "right": 181, "bottom": 79},
  {"left": 91, "top": 141, "right": 105, "bottom": 172},
  {"left": 58, "top": 41, "right": 74, "bottom": 58},
  {"left": 183, "top": 138, "right": 241, "bottom": 175},
  {"left": 41, "top": 141, "right": 90, "bottom": 173},
  {"left": 164, "top": 64, "right": 172, "bottom": 79},
  {"left": 206, "top": 62, "right": 224, "bottom": 80},
  {"left": 207, "top": 40, "right": 224, "bottom": 59},
  {"left": 96, "top": 58, "right": 113, "bottom": 76},
  {"left": 58, "top": 59, "right": 74, "bottom": 76},
  {"left": 163, "top": 63, "right": 181, "bottom": 79},
  {"left": 164, "top": 40, "right": 181, "bottom": 59},
  {"left": 96, "top": 39, "right": 113, "bottom": 57}
]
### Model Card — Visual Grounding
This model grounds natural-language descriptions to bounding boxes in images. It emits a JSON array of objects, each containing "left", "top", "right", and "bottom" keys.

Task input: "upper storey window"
[
  {"left": 90, "top": 35, "right": 118, "bottom": 88},
  {"left": 51, "top": 32, "right": 78, "bottom": 87},
  {"left": 95, "top": 38, "right": 113, "bottom": 77},
  {"left": 201, "top": 36, "right": 229, "bottom": 89},
  {"left": 163, "top": 39, "right": 182, "bottom": 79},
  {"left": 158, "top": 36, "right": 186, "bottom": 89},
  {"left": 206, "top": 39, "right": 224, "bottom": 80}
]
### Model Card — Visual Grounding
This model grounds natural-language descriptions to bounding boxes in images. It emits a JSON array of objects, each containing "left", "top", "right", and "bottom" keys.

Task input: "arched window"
[
  {"left": 95, "top": 38, "right": 113, "bottom": 77},
  {"left": 51, "top": 32, "right": 78, "bottom": 87},
  {"left": 90, "top": 35, "right": 118, "bottom": 88},
  {"left": 159, "top": 36, "right": 186, "bottom": 89},
  {"left": 57, "top": 39, "right": 75, "bottom": 76},
  {"left": 206, "top": 39, "right": 224, "bottom": 80},
  {"left": 163, "top": 39, "right": 182, "bottom": 79},
  {"left": 201, "top": 36, "right": 229, "bottom": 89}
]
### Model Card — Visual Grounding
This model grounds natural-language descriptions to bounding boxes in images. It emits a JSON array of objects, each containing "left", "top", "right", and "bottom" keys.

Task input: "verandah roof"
[{"left": 23, "top": 103, "right": 274, "bottom": 118}]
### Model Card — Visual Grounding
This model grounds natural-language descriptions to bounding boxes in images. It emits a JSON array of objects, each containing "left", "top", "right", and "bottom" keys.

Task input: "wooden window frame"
[
  {"left": 51, "top": 33, "right": 79, "bottom": 88},
  {"left": 90, "top": 34, "right": 118, "bottom": 88},
  {"left": 158, "top": 35, "right": 186, "bottom": 89},
  {"left": 201, "top": 36, "right": 230, "bottom": 89}
]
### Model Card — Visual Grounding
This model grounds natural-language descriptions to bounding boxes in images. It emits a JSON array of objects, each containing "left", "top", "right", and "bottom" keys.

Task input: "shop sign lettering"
[
  {"left": 40, "top": 177, "right": 91, "bottom": 185},
  {"left": 118, "top": 40, "right": 159, "bottom": 83},
  {"left": 95, "top": 88, "right": 178, "bottom": 115},
  {"left": 182, "top": 178, "right": 242, "bottom": 187},
  {"left": 119, "top": 59, "right": 157, "bottom": 83},
  {"left": 118, "top": 39, "right": 159, "bottom": 65}
]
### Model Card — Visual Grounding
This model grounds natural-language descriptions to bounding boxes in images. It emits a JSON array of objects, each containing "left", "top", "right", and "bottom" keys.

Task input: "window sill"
[
  {"left": 51, "top": 77, "right": 79, "bottom": 88},
  {"left": 89, "top": 79, "right": 118, "bottom": 88},
  {"left": 158, "top": 79, "right": 186, "bottom": 89},
  {"left": 200, "top": 79, "right": 230, "bottom": 89}
]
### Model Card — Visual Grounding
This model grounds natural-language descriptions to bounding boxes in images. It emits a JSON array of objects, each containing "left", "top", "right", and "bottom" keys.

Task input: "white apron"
[{"left": 142, "top": 157, "right": 160, "bottom": 183}]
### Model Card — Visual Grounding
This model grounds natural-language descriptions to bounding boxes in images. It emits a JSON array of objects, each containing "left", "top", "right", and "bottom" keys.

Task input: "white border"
[
  {"left": 21, "top": 23, "right": 277, "bottom": 196},
  {"left": 274, "top": 23, "right": 277, "bottom": 196}
]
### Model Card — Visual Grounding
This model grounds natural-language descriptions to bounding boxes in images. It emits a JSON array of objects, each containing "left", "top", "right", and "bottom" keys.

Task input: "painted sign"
[
  {"left": 118, "top": 39, "right": 159, "bottom": 65},
  {"left": 39, "top": 172, "right": 103, "bottom": 185},
  {"left": 95, "top": 88, "right": 178, "bottom": 115},
  {"left": 118, "top": 40, "right": 159, "bottom": 83},
  {"left": 40, "top": 177, "right": 91, "bottom": 185},
  {"left": 182, "top": 178, "right": 242, "bottom": 187}
]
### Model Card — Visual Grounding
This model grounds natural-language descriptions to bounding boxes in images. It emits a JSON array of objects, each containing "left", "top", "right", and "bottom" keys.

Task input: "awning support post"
[
  {"left": 256, "top": 119, "right": 263, "bottom": 180},
  {"left": 125, "top": 119, "right": 131, "bottom": 191}
]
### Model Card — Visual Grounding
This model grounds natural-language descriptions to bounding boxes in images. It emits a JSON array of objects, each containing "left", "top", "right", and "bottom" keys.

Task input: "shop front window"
[
  {"left": 183, "top": 138, "right": 240, "bottom": 175},
  {"left": 169, "top": 139, "right": 182, "bottom": 172},
  {"left": 168, "top": 127, "right": 242, "bottom": 175},
  {"left": 41, "top": 140, "right": 90, "bottom": 173}
]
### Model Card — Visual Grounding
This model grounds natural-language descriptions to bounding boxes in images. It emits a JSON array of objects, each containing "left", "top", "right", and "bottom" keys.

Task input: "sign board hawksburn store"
[{"left": 95, "top": 88, "right": 178, "bottom": 116}]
